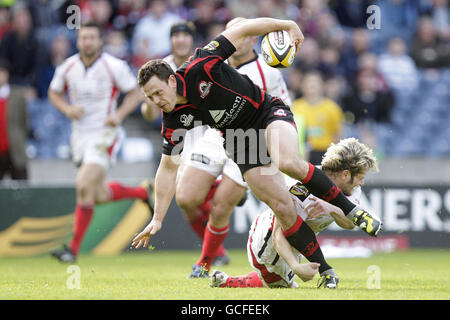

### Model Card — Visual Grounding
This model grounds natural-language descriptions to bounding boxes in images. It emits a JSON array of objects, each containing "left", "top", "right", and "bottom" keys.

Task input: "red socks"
[
  {"left": 196, "top": 223, "right": 229, "bottom": 271},
  {"left": 222, "top": 271, "right": 263, "bottom": 288},
  {"left": 70, "top": 204, "right": 94, "bottom": 256},
  {"left": 107, "top": 181, "right": 148, "bottom": 202}
]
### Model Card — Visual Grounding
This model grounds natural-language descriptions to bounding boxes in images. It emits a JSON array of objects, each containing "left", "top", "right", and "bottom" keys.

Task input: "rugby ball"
[{"left": 261, "top": 30, "right": 296, "bottom": 68}]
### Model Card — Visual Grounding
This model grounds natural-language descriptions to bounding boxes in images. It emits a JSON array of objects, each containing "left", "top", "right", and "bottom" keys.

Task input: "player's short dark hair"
[
  {"left": 79, "top": 21, "right": 103, "bottom": 38},
  {"left": 138, "top": 59, "right": 175, "bottom": 87}
]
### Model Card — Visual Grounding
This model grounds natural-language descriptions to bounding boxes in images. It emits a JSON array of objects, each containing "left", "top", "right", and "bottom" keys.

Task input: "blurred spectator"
[
  {"left": 0, "top": 59, "right": 28, "bottom": 181},
  {"left": 357, "top": 53, "right": 388, "bottom": 91},
  {"left": 294, "top": 37, "right": 320, "bottom": 73},
  {"left": 191, "top": 0, "right": 230, "bottom": 45},
  {"left": 0, "top": 6, "right": 11, "bottom": 42},
  {"left": 341, "top": 68, "right": 395, "bottom": 124},
  {"left": 314, "top": 10, "right": 346, "bottom": 50},
  {"left": 227, "top": 0, "right": 260, "bottom": 19},
  {"left": 132, "top": 0, "right": 181, "bottom": 63},
  {"left": 318, "top": 45, "right": 344, "bottom": 78},
  {"left": 35, "top": 34, "right": 71, "bottom": 98},
  {"left": 80, "top": 0, "right": 114, "bottom": 32},
  {"left": 429, "top": 0, "right": 449, "bottom": 40},
  {"left": 378, "top": 37, "right": 419, "bottom": 93},
  {"left": 286, "top": 67, "right": 303, "bottom": 100},
  {"left": 341, "top": 28, "right": 372, "bottom": 82},
  {"left": 411, "top": 16, "right": 450, "bottom": 69},
  {"left": 257, "top": 0, "right": 289, "bottom": 20},
  {"left": 0, "top": 4, "right": 38, "bottom": 91},
  {"left": 291, "top": 71, "right": 344, "bottom": 165},
  {"left": 113, "top": 0, "right": 148, "bottom": 39},
  {"left": 104, "top": 30, "right": 130, "bottom": 61},
  {"left": 297, "top": 0, "right": 329, "bottom": 37},
  {"left": 324, "top": 75, "right": 346, "bottom": 104},
  {"left": 375, "top": 0, "right": 420, "bottom": 44},
  {"left": 329, "top": 0, "right": 374, "bottom": 28}
]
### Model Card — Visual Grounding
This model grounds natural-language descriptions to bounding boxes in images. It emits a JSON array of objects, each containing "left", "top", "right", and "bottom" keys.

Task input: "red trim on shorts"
[
  {"left": 107, "top": 136, "right": 119, "bottom": 157},
  {"left": 255, "top": 59, "right": 267, "bottom": 92},
  {"left": 302, "top": 162, "right": 315, "bottom": 184},
  {"left": 282, "top": 215, "right": 303, "bottom": 238}
]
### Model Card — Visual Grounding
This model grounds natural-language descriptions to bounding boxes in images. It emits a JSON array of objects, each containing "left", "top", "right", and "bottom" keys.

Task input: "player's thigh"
[
  {"left": 211, "top": 174, "right": 246, "bottom": 212},
  {"left": 76, "top": 163, "right": 106, "bottom": 194},
  {"left": 265, "top": 120, "right": 309, "bottom": 177},
  {"left": 244, "top": 165, "right": 297, "bottom": 229},
  {"left": 176, "top": 165, "right": 217, "bottom": 208}
]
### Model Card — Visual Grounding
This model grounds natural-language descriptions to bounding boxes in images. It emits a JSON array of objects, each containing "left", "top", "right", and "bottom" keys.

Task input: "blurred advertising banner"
[{"left": 0, "top": 185, "right": 448, "bottom": 256}]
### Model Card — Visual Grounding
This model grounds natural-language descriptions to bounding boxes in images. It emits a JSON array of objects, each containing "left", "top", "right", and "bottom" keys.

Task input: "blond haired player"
[
  {"left": 49, "top": 22, "right": 150, "bottom": 262},
  {"left": 211, "top": 138, "right": 379, "bottom": 289}
]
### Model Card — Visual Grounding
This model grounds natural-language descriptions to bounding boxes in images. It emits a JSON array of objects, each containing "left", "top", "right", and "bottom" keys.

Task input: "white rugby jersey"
[
  {"left": 49, "top": 52, "right": 137, "bottom": 132},
  {"left": 234, "top": 53, "right": 292, "bottom": 106}
]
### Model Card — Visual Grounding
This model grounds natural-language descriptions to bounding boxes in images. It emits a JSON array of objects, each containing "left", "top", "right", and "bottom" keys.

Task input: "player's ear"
[{"left": 168, "top": 74, "right": 177, "bottom": 88}]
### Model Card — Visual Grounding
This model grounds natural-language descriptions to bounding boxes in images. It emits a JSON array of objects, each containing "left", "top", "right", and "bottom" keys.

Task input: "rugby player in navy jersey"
[{"left": 131, "top": 18, "right": 382, "bottom": 270}]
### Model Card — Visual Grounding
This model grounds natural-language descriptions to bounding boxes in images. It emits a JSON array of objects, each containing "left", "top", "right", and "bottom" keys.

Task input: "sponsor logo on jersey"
[
  {"left": 198, "top": 81, "right": 212, "bottom": 99},
  {"left": 273, "top": 109, "right": 287, "bottom": 117},
  {"left": 203, "top": 40, "right": 219, "bottom": 51},
  {"left": 213, "top": 96, "right": 247, "bottom": 128},
  {"left": 180, "top": 114, "right": 194, "bottom": 127},
  {"left": 209, "top": 109, "right": 226, "bottom": 123}
]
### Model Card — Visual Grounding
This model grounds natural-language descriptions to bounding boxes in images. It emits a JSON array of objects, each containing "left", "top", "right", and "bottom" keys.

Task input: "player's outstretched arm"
[
  {"left": 272, "top": 220, "right": 319, "bottom": 282},
  {"left": 221, "top": 17, "right": 304, "bottom": 58},
  {"left": 305, "top": 195, "right": 354, "bottom": 230},
  {"left": 131, "top": 154, "right": 179, "bottom": 249}
]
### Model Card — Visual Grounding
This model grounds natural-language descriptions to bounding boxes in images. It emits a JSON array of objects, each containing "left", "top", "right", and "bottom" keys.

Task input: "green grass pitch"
[{"left": 1, "top": 249, "right": 449, "bottom": 300}]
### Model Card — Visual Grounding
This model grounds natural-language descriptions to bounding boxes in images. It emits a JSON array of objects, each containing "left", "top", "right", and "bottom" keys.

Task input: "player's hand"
[
  {"left": 65, "top": 105, "right": 84, "bottom": 120},
  {"left": 287, "top": 20, "right": 304, "bottom": 58},
  {"left": 292, "top": 262, "right": 320, "bottom": 282},
  {"left": 305, "top": 195, "right": 333, "bottom": 219},
  {"left": 131, "top": 220, "right": 162, "bottom": 249},
  {"left": 105, "top": 113, "right": 123, "bottom": 127}
]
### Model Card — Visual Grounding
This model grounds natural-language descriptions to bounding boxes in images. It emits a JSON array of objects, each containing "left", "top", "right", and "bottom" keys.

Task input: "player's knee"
[
  {"left": 278, "top": 156, "right": 307, "bottom": 178},
  {"left": 176, "top": 191, "right": 203, "bottom": 211}
]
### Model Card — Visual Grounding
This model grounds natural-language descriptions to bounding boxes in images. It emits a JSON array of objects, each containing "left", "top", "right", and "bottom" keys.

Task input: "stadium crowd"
[{"left": 0, "top": 0, "right": 449, "bottom": 180}]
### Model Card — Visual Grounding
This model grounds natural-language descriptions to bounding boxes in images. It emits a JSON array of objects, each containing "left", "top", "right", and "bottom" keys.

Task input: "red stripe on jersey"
[
  {"left": 63, "top": 60, "right": 77, "bottom": 93},
  {"left": 163, "top": 127, "right": 176, "bottom": 145},
  {"left": 173, "top": 103, "right": 197, "bottom": 112},
  {"left": 203, "top": 57, "right": 263, "bottom": 109},
  {"left": 255, "top": 59, "right": 267, "bottom": 92},
  {"left": 184, "top": 55, "right": 223, "bottom": 77}
]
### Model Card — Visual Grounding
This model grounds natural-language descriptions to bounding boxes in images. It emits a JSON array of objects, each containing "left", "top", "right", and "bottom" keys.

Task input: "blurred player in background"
[
  {"left": 48, "top": 22, "right": 151, "bottom": 262},
  {"left": 211, "top": 138, "right": 378, "bottom": 289}
]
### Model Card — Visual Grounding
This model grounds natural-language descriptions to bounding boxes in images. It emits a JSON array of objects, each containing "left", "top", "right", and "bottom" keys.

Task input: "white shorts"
[
  {"left": 180, "top": 128, "right": 247, "bottom": 188},
  {"left": 71, "top": 127, "right": 124, "bottom": 170},
  {"left": 247, "top": 209, "right": 299, "bottom": 288}
]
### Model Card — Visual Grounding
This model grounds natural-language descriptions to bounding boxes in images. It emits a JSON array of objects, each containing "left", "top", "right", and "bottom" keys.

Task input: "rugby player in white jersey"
[
  {"left": 210, "top": 138, "right": 378, "bottom": 289},
  {"left": 49, "top": 22, "right": 151, "bottom": 262}
]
